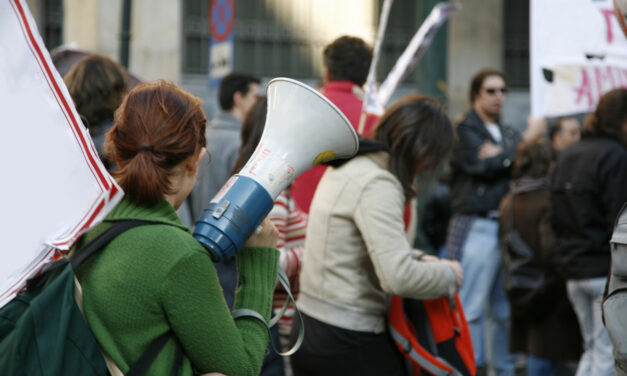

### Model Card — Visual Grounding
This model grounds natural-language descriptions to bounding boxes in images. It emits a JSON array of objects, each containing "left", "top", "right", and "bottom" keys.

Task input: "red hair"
[{"left": 105, "top": 81, "right": 207, "bottom": 206}]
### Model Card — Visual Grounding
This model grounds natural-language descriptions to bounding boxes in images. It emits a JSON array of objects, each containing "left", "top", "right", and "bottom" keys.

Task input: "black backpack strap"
[
  {"left": 69, "top": 220, "right": 153, "bottom": 269},
  {"left": 125, "top": 332, "right": 173, "bottom": 376},
  {"left": 171, "top": 338, "right": 184, "bottom": 376}
]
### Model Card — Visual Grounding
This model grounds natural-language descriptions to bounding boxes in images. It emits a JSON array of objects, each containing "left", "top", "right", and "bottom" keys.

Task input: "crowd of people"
[{"left": 62, "top": 33, "right": 627, "bottom": 376}]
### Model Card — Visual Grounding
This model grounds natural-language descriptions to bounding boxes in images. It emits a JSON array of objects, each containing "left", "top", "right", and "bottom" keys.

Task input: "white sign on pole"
[
  {"left": 0, "top": 0, "right": 123, "bottom": 308},
  {"left": 531, "top": 0, "right": 627, "bottom": 117}
]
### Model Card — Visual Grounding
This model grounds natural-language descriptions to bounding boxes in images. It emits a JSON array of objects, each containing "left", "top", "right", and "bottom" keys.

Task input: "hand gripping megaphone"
[{"left": 193, "top": 78, "right": 359, "bottom": 261}]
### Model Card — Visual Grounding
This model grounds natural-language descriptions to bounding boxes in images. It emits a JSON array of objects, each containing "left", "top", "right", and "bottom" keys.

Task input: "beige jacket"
[{"left": 298, "top": 151, "right": 456, "bottom": 333}]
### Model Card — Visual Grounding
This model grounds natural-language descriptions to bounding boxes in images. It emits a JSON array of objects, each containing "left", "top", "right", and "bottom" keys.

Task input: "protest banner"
[
  {"left": 0, "top": 0, "right": 122, "bottom": 308},
  {"left": 376, "top": 3, "right": 459, "bottom": 108},
  {"left": 358, "top": 0, "right": 393, "bottom": 134},
  {"left": 531, "top": 0, "right": 627, "bottom": 117},
  {"left": 360, "top": 2, "right": 458, "bottom": 131}
]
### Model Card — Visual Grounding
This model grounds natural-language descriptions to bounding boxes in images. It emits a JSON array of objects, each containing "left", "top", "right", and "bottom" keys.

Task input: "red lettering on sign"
[
  {"left": 574, "top": 68, "right": 595, "bottom": 108},
  {"left": 600, "top": 8, "right": 616, "bottom": 43},
  {"left": 595, "top": 66, "right": 616, "bottom": 97}
]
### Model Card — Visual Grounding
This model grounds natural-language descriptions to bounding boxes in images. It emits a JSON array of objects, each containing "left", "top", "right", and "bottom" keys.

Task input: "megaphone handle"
[{"left": 231, "top": 266, "right": 305, "bottom": 357}]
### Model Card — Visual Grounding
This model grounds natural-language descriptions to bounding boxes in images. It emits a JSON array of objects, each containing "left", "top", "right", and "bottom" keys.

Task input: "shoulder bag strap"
[
  {"left": 231, "top": 265, "right": 305, "bottom": 356},
  {"left": 70, "top": 220, "right": 153, "bottom": 269}
]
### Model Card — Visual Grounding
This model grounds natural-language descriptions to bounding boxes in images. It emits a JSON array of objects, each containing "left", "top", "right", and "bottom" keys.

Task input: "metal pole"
[{"left": 120, "top": 0, "right": 132, "bottom": 68}]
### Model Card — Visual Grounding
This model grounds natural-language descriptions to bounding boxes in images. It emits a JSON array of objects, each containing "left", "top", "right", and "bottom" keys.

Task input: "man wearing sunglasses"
[{"left": 446, "top": 68, "right": 520, "bottom": 376}]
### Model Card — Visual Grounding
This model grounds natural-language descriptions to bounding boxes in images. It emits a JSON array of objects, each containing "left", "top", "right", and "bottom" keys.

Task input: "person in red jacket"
[{"left": 292, "top": 35, "right": 378, "bottom": 213}]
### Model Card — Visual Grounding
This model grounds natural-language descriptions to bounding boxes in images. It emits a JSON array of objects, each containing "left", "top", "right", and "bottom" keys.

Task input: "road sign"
[{"left": 209, "top": 0, "right": 235, "bottom": 86}]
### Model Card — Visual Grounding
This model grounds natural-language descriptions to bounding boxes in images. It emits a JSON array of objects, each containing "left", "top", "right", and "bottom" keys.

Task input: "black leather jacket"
[
  {"left": 449, "top": 111, "right": 520, "bottom": 215},
  {"left": 551, "top": 135, "right": 627, "bottom": 279}
]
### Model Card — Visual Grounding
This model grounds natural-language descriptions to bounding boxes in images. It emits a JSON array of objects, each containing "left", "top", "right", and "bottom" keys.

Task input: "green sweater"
[{"left": 74, "top": 196, "right": 279, "bottom": 375}]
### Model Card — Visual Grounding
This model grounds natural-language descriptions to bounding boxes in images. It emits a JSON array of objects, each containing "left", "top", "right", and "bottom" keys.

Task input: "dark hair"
[
  {"left": 469, "top": 68, "right": 507, "bottom": 104},
  {"left": 64, "top": 54, "right": 128, "bottom": 128},
  {"left": 374, "top": 95, "right": 455, "bottom": 199},
  {"left": 511, "top": 137, "right": 554, "bottom": 179},
  {"left": 218, "top": 72, "right": 261, "bottom": 111},
  {"left": 231, "top": 97, "right": 268, "bottom": 174},
  {"left": 323, "top": 36, "right": 372, "bottom": 86},
  {"left": 583, "top": 88, "right": 627, "bottom": 144},
  {"left": 549, "top": 118, "right": 564, "bottom": 141},
  {"left": 105, "top": 81, "right": 207, "bottom": 206}
]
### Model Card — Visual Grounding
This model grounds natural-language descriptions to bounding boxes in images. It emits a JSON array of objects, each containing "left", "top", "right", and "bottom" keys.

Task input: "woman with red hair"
[{"left": 74, "top": 81, "right": 279, "bottom": 376}]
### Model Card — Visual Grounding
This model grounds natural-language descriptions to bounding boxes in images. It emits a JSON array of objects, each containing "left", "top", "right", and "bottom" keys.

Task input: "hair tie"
[{"left": 137, "top": 145, "right": 154, "bottom": 153}]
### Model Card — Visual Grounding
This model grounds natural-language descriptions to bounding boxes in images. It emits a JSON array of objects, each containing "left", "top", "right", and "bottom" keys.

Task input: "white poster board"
[
  {"left": 531, "top": 0, "right": 627, "bottom": 117},
  {"left": 0, "top": 0, "right": 123, "bottom": 308}
]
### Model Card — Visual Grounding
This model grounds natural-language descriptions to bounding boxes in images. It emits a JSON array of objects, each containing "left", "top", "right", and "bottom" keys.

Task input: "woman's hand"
[
  {"left": 440, "top": 259, "right": 463, "bottom": 288},
  {"left": 245, "top": 217, "right": 279, "bottom": 248},
  {"left": 418, "top": 254, "right": 439, "bottom": 262}
]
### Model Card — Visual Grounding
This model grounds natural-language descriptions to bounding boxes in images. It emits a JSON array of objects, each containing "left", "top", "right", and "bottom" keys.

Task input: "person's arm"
[
  {"left": 161, "top": 246, "right": 278, "bottom": 375},
  {"left": 354, "top": 174, "right": 458, "bottom": 299},
  {"left": 452, "top": 123, "right": 517, "bottom": 180},
  {"left": 599, "top": 150, "right": 627, "bottom": 227},
  {"left": 269, "top": 192, "right": 306, "bottom": 285}
]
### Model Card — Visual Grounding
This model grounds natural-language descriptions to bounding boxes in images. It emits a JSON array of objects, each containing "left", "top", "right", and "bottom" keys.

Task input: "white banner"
[
  {"left": 531, "top": 0, "right": 627, "bottom": 117},
  {"left": 0, "top": 0, "right": 122, "bottom": 308}
]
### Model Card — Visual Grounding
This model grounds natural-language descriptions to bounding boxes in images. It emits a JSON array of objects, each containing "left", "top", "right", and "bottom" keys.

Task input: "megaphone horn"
[{"left": 194, "top": 77, "right": 359, "bottom": 261}]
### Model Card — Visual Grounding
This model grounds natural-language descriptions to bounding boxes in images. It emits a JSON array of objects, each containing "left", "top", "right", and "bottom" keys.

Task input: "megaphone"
[{"left": 193, "top": 78, "right": 359, "bottom": 261}]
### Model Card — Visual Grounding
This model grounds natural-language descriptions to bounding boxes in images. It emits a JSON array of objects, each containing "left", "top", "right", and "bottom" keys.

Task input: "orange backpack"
[{"left": 388, "top": 293, "right": 475, "bottom": 376}]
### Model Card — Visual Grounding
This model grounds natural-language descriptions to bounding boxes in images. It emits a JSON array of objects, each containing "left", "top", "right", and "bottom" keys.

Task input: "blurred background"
[{"left": 27, "top": 0, "right": 530, "bottom": 132}]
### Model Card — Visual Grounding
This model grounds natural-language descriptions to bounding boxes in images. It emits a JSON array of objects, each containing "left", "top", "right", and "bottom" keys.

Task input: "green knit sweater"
[{"left": 74, "top": 196, "right": 279, "bottom": 375}]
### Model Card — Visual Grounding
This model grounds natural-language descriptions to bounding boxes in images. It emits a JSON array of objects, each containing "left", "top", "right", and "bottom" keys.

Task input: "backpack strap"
[
  {"left": 231, "top": 265, "right": 304, "bottom": 356},
  {"left": 71, "top": 220, "right": 183, "bottom": 376},
  {"left": 70, "top": 220, "right": 153, "bottom": 269},
  {"left": 125, "top": 332, "right": 174, "bottom": 376},
  {"left": 388, "top": 296, "right": 463, "bottom": 376}
]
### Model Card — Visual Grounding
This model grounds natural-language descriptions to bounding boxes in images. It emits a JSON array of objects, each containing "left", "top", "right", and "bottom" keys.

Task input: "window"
[
  {"left": 42, "top": 0, "right": 63, "bottom": 50},
  {"left": 504, "top": 0, "right": 529, "bottom": 88},
  {"left": 181, "top": 0, "right": 427, "bottom": 82},
  {"left": 182, "top": 0, "right": 210, "bottom": 74}
]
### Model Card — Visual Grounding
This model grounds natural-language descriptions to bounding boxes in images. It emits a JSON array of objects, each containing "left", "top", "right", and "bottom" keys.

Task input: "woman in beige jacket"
[{"left": 290, "top": 95, "right": 463, "bottom": 376}]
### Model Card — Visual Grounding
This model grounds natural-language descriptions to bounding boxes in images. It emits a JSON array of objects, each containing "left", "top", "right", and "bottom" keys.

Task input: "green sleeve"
[{"left": 160, "top": 246, "right": 278, "bottom": 375}]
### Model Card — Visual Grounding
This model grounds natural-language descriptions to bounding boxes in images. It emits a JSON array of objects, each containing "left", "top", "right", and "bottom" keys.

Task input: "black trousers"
[{"left": 289, "top": 312, "right": 407, "bottom": 376}]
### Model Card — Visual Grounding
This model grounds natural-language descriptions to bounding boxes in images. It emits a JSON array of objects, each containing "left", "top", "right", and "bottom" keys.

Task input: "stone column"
[{"left": 447, "top": 0, "right": 504, "bottom": 120}]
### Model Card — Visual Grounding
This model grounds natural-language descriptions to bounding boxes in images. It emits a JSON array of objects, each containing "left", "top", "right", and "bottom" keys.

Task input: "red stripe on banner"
[
  {"left": 11, "top": 0, "right": 110, "bottom": 192},
  {"left": 108, "top": 185, "right": 119, "bottom": 200},
  {"left": 77, "top": 198, "right": 107, "bottom": 236},
  {"left": 0, "top": 246, "right": 55, "bottom": 301},
  {"left": 51, "top": 194, "right": 103, "bottom": 248}
]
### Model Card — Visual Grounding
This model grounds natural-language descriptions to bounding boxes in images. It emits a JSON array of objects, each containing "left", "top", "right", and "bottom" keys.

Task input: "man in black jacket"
[
  {"left": 551, "top": 89, "right": 627, "bottom": 376},
  {"left": 446, "top": 69, "right": 522, "bottom": 376}
]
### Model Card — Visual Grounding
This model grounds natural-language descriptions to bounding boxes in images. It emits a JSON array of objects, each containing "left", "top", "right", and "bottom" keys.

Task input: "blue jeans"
[
  {"left": 459, "top": 217, "right": 516, "bottom": 376},
  {"left": 527, "top": 355, "right": 574, "bottom": 376},
  {"left": 567, "top": 277, "right": 614, "bottom": 376}
]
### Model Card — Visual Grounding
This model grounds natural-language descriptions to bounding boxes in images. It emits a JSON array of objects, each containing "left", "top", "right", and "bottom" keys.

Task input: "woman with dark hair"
[
  {"left": 290, "top": 95, "right": 463, "bottom": 376},
  {"left": 64, "top": 54, "right": 129, "bottom": 170},
  {"left": 498, "top": 138, "right": 582, "bottom": 376},
  {"left": 550, "top": 88, "right": 627, "bottom": 376},
  {"left": 73, "top": 81, "right": 280, "bottom": 376}
]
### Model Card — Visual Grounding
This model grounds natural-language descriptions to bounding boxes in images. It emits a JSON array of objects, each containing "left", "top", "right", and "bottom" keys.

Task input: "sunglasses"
[{"left": 485, "top": 87, "right": 507, "bottom": 95}]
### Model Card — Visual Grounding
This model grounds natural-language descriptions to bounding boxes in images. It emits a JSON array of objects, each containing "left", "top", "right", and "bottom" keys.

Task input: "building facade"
[{"left": 26, "top": 0, "right": 530, "bottom": 127}]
